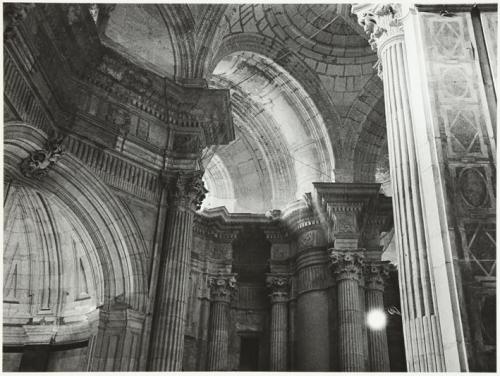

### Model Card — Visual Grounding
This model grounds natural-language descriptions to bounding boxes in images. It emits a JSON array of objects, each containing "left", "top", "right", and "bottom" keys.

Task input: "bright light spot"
[{"left": 366, "top": 309, "right": 387, "bottom": 330}]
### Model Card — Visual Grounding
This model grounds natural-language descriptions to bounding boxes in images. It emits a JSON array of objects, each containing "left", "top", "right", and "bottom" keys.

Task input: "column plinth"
[
  {"left": 206, "top": 274, "right": 236, "bottom": 371},
  {"left": 148, "top": 170, "right": 207, "bottom": 371},
  {"left": 266, "top": 274, "right": 290, "bottom": 371},
  {"left": 330, "top": 250, "right": 365, "bottom": 372}
]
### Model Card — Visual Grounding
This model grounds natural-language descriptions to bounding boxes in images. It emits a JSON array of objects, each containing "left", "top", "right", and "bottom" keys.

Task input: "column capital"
[
  {"left": 364, "top": 262, "right": 394, "bottom": 292},
  {"left": 161, "top": 169, "right": 207, "bottom": 210},
  {"left": 352, "top": 4, "right": 404, "bottom": 52},
  {"left": 329, "top": 250, "right": 365, "bottom": 281},
  {"left": 266, "top": 274, "right": 290, "bottom": 303},
  {"left": 209, "top": 273, "right": 237, "bottom": 303}
]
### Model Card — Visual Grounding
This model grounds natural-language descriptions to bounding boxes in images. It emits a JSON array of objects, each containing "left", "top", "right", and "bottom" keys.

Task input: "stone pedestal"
[
  {"left": 148, "top": 170, "right": 207, "bottom": 371},
  {"left": 365, "top": 262, "right": 392, "bottom": 371},
  {"left": 266, "top": 274, "right": 290, "bottom": 371},
  {"left": 206, "top": 274, "right": 237, "bottom": 371},
  {"left": 330, "top": 250, "right": 365, "bottom": 372}
]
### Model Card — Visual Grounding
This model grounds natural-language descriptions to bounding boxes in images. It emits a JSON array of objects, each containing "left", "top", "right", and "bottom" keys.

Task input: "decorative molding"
[
  {"left": 64, "top": 136, "right": 161, "bottom": 203},
  {"left": 20, "top": 136, "right": 64, "bottom": 179}
]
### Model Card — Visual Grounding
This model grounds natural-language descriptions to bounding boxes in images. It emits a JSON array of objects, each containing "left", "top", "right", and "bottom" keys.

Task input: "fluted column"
[
  {"left": 266, "top": 274, "right": 290, "bottom": 371},
  {"left": 148, "top": 170, "right": 207, "bottom": 371},
  {"left": 352, "top": 4, "right": 468, "bottom": 372},
  {"left": 206, "top": 274, "right": 236, "bottom": 370},
  {"left": 330, "top": 250, "right": 365, "bottom": 372},
  {"left": 365, "top": 262, "right": 392, "bottom": 371}
]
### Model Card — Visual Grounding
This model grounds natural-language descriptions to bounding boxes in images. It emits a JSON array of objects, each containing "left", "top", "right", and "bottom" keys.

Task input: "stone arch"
[
  {"left": 4, "top": 122, "right": 149, "bottom": 313},
  {"left": 209, "top": 33, "right": 343, "bottom": 165}
]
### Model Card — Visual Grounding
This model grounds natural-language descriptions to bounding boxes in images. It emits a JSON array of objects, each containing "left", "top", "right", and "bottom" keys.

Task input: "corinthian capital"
[
  {"left": 364, "top": 262, "right": 394, "bottom": 291},
  {"left": 352, "top": 4, "right": 404, "bottom": 51},
  {"left": 163, "top": 170, "right": 208, "bottom": 210},
  {"left": 329, "top": 250, "right": 365, "bottom": 281},
  {"left": 266, "top": 274, "right": 290, "bottom": 303},
  {"left": 209, "top": 274, "right": 237, "bottom": 303}
]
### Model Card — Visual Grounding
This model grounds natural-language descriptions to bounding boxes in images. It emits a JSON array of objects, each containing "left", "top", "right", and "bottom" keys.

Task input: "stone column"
[
  {"left": 352, "top": 4, "right": 469, "bottom": 371},
  {"left": 364, "top": 262, "right": 392, "bottom": 371},
  {"left": 282, "top": 198, "right": 330, "bottom": 371},
  {"left": 206, "top": 274, "right": 237, "bottom": 371},
  {"left": 330, "top": 250, "right": 365, "bottom": 372},
  {"left": 148, "top": 170, "right": 207, "bottom": 371},
  {"left": 266, "top": 274, "right": 290, "bottom": 371}
]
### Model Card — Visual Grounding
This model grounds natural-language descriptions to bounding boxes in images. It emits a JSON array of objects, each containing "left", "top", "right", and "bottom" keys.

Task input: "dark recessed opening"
[{"left": 239, "top": 336, "right": 260, "bottom": 371}]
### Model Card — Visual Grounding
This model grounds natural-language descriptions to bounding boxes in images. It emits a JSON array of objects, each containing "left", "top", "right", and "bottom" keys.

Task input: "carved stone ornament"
[
  {"left": 459, "top": 168, "right": 488, "bottom": 208},
  {"left": 266, "top": 274, "right": 290, "bottom": 302},
  {"left": 165, "top": 170, "right": 208, "bottom": 210},
  {"left": 20, "top": 137, "right": 64, "bottom": 179},
  {"left": 329, "top": 250, "right": 365, "bottom": 281},
  {"left": 353, "top": 4, "right": 404, "bottom": 52},
  {"left": 364, "top": 262, "right": 394, "bottom": 291},
  {"left": 209, "top": 274, "right": 237, "bottom": 303}
]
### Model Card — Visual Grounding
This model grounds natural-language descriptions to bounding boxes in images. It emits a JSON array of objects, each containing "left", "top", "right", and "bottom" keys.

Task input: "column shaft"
[
  {"left": 330, "top": 251, "right": 365, "bottom": 372},
  {"left": 366, "top": 289, "right": 390, "bottom": 371},
  {"left": 338, "top": 278, "right": 365, "bottom": 371},
  {"left": 206, "top": 274, "right": 236, "bottom": 371},
  {"left": 295, "top": 252, "right": 330, "bottom": 371},
  {"left": 207, "top": 301, "right": 229, "bottom": 370},
  {"left": 381, "top": 37, "right": 444, "bottom": 372},
  {"left": 270, "top": 301, "right": 288, "bottom": 370},
  {"left": 149, "top": 205, "right": 193, "bottom": 370}
]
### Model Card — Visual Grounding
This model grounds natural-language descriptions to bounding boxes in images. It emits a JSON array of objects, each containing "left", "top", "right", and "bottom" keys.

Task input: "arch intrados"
[{"left": 210, "top": 38, "right": 337, "bottom": 178}]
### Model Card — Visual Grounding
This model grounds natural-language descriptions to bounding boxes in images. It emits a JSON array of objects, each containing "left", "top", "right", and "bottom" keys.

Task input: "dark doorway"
[{"left": 239, "top": 337, "right": 260, "bottom": 371}]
